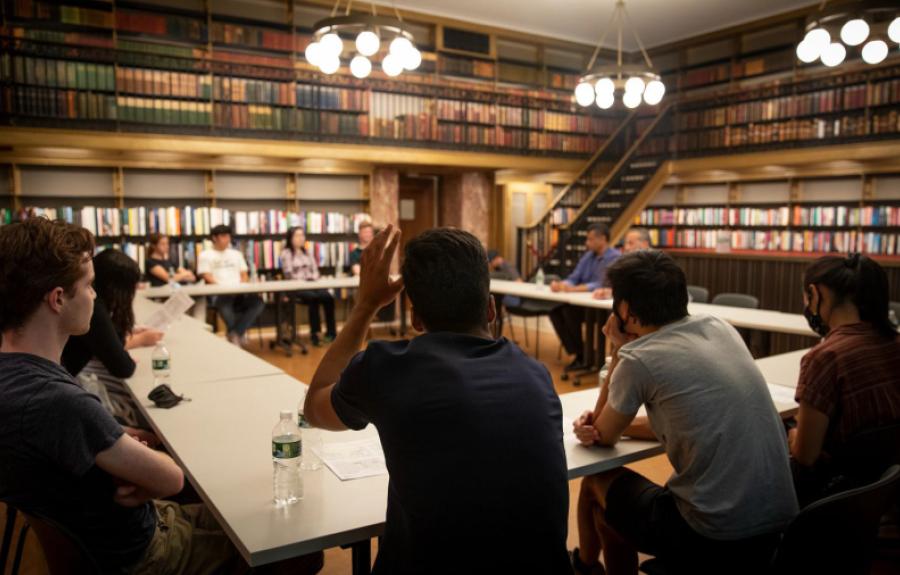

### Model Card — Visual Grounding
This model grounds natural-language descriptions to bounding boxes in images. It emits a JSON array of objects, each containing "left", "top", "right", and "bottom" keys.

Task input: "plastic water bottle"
[
  {"left": 272, "top": 410, "right": 303, "bottom": 506},
  {"left": 151, "top": 342, "right": 171, "bottom": 386},
  {"left": 534, "top": 267, "right": 545, "bottom": 287},
  {"left": 298, "top": 389, "right": 323, "bottom": 471}
]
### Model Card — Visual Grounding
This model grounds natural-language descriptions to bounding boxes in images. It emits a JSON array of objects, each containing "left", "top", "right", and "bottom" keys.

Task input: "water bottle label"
[
  {"left": 272, "top": 439, "right": 301, "bottom": 459},
  {"left": 152, "top": 358, "right": 169, "bottom": 370}
]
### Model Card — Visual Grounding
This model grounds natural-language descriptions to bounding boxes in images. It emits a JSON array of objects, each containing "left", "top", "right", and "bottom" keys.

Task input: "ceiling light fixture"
[
  {"left": 797, "top": 1, "right": 898, "bottom": 68},
  {"left": 575, "top": 0, "right": 664, "bottom": 110},
  {"left": 307, "top": 1, "right": 421, "bottom": 77}
]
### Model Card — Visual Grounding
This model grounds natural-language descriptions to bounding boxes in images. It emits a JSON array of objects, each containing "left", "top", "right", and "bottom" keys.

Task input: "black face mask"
[{"left": 803, "top": 296, "right": 829, "bottom": 337}]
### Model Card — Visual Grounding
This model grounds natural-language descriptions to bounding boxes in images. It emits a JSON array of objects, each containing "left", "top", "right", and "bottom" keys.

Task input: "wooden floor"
[{"left": 3, "top": 322, "right": 896, "bottom": 574}]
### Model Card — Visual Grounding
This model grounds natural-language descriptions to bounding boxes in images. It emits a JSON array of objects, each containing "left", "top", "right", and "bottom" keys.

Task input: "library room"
[{"left": 1, "top": 0, "right": 899, "bottom": 573}]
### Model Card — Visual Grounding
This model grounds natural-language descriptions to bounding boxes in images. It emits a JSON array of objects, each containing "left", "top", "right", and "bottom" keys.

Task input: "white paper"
[
  {"left": 313, "top": 437, "right": 387, "bottom": 481},
  {"left": 143, "top": 291, "right": 195, "bottom": 332}
]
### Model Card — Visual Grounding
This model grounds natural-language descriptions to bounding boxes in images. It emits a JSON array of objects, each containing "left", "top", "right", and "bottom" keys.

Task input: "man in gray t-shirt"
[{"left": 570, "top": 250, "right": 798, "bottom": 575}]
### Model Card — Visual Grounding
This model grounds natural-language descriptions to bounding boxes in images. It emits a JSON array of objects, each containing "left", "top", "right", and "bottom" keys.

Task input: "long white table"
[
  {"left": 142, "top": 276, "right": 360, "bottom": 299},
  {"left": 491, "top": 279, "right": 817, "bottom": 337}
]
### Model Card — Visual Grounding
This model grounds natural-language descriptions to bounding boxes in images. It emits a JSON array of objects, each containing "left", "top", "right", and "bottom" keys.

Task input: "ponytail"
[{"left": 804, "top": 254, "right": 895, "bottom": 339}]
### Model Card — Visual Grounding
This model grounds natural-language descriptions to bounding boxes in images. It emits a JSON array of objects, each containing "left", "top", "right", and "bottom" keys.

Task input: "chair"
[
  {"left": 505, "top": 274, "right": 561, "bottom": 361},
  {"left": 710, "top": 292, "right": 759, "bottom": 309},
  {"left": 19, "top": 508, "right": 101, "bottom": 575},
  {"left": 771, "top": 464, "right": 900, "bottom": 575},
  {"left": 1, "top": 504, "right": 28, "bottom": 575},
  {"left": 686, "top": 285, "right": 709, "bottom": 303},
  {"left": 639, "top": 465, "right": 900, "bottom": 575}
]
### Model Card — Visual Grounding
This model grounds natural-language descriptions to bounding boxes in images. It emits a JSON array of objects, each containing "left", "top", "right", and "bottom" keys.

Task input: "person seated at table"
[
  {"left": 571, "top": 250, "right": 797, "bottom": 575},
  {"left": 789, "top": 254, "right": 900, "bottom": 506},
  {"left": 145, "top": 233, "right": 197, "bottom": 287},
  {"left": 0, "top": 218, "right": 240, "bottom": 574},
  {"left": 281, "top": 227, "right": 338, "bottom": 346},
  {"left": 62, "top": 248, "right": 163, "bottom": 441},
  {"left": 197, "top": 224, "right": 265, "bottom": 347},
  {"left": 347, "top": 220, "right": 375, "bottom": 276},
  {"left": 593, "top": 228, "right": 651, "bottom": 300},
  {"left": 304, "top": 226, "right": 571, "bottom": 575},
  {"left": 550, "top": 223, "right": 620, "bottom": 371}
]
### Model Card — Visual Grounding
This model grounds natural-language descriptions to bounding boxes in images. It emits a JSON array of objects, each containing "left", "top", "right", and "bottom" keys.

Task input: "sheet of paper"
[
  {"left": 767, "top": 383, "right": 798, "bottom": 412},
  {"left": 143, "top": 291, "right": 195, "bottom": 332},
  {"left": 313, "top": 437, "right": 387, "bottom": 481}
]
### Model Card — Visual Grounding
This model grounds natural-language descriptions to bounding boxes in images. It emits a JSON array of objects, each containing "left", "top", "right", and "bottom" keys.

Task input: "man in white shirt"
[{"left": 197, "top": 225, "right": 265, "bottom": 346}]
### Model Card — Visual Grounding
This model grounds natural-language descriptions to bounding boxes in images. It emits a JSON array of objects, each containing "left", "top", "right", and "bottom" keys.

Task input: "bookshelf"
[{"left": 637, "top": 176, "right": 900, "bottom": 259}]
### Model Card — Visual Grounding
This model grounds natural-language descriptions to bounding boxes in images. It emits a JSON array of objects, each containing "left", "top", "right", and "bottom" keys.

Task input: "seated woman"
[
  {"left": 790, "top": 253, "right": 900, "bottom": 505},
  {"left": 62, "top": 248, "right": 164, "bottom": 443},
  {"left": 280, "top": 226, "right": 337, "bottom": 346},
  {"left": 145, "top": 232, "right": 197, "bottom": 287}
]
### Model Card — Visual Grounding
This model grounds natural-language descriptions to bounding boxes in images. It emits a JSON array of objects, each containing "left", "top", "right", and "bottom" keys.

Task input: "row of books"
[
  {"left": 650, "top": 228, "right": 900, "bottom": 255},
  {"left": 215, "top": 76, "right": 294, "bottom": 105},
  {"left": 117, "top": 9, "right": 206, "bottom": 43},
  {"left": 433, "top": 124, "right": 602, "bottom": 152},
  {"left": 13, "top": 56, "right": 115, "bottom": 92},
  {"left": 296, "top": 85, "right": 369, "bottom": 111},
  {"left": 666, "top": 116, "right": 872, "bottom": 151},
  {"left": 9, "top": 87, "right": 118, "bottom": 120},
  {"left": 211, "top": 22, "right": 293, "bottom": 53},
  {"left": 1, "top": 206, "right": 143, "bottom": 237},
  {"left": 118, "top": 67, "right": 212, "bottom": 100},
  {"left": 793, "top": 205, "right": 900, "bottom": 227},
  {"left": 682, "top": 63, "right": 729, "bottom": 89},
  {"left": 552, "top": 207, "right": 578, "bottom": 225},
  {"left": 678, "top": 89, "right": 840, "bottom": 129},
  {"left": 639, "top": 206, "right": 900, "bottom": 228},
  {"left": 438, "top": 56, "right": 496, "bottom": 79},
  {"left": 118, "top": 96, "right": 212, "bottom": 125}
]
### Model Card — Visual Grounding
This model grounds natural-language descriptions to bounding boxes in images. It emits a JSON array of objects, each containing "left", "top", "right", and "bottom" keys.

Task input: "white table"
[{"left": 142, "top": 277, "right": 359, "bottom": 299}]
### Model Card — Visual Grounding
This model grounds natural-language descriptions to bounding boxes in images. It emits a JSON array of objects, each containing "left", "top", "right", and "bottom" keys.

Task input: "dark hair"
[
  {"left": 804, "top": 254, "right": 895, "bottom": 339},
  {"left": 93, "top": 249, "right": 141, "bottom": 338},
  {"left": 0, "top": 217, "right": 95, "bottom": 332},
  {"left": 148, "top": 232, "right": 166, "bottom": 256},
  {"left": 401, "top": 228, "right": 490, "bottom": 332},
  {"left": 284, "top": 226, "right": 307, "bottom": 255},
  {"left": 211, "top": 224, "right": 232, "bottom": 237},
  {"left": 586, "top": 223, "right": 610, "bottom": 240},
  {"left": 606, "top": 250, "right": 689, "bottom": 327}
]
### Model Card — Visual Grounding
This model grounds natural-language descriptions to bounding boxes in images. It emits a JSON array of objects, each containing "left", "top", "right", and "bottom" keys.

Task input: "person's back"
[
  {"left": 798, "top": 322, "right": 900, "bottom": 452},
  {"left": 304, "top": 226, "right": 571, "bottom": 575},
  {"left": 338, "top": 334, "right": 568, "bottom": 573},
  {"left": 613, "top": 313, "right": 798, "bottom": 538}
]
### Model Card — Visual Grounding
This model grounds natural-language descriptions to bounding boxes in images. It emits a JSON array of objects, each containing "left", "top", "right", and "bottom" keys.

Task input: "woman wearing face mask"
[{"left": 789, "top": 253, "right": 900, "bottom": 505}]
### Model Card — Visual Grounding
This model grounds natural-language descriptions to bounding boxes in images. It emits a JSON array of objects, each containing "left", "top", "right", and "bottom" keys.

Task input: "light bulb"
[
  {"left": 622, "top": 90, "right": 641, "bottom": 109},
  {"left": 624, "top": 76, "right": 645, "bottom": 94},
  {"left": 596, "top": 91, "right": 615, "bottom": 109},
  {"left": 304, "top": 41, "right": 322, "bottom": 66},
  {"left": 804, "top": 28, "right": 831, "bottom": 54},
  {"left": 319, "top": 33, "right": 343, "bottom": 56},
  {"left": 350, "top": 55, "right": 372, "bottom": 78},
  {"left": 643, "top": 80, "right": 665, "bottom": 105},
  {"left": 840, "top": 18, "right": 869, "bottom": 46},
  {"left": 796, "top": 40, "right": 819, "bottom": 63},
  {"left": 319, "top": 55, "right": 340, "bottom": 75},
  {"left": 390, "top": 36, "right": 413, "bottom": 57},
  {"left": 355, "top": 30, "right": 380, "bottom": 57},
  {"left": 595, "top": 77, "right": 615, "bottom": 94},
  {"left": 575, "top": 82, "right": 595, "bottom": 107},
  {"left": 382, "top": 53, "right": 403, "bottom": 77},
  {"left": 820, "top": 42, "right": 846, "bottom": 67},
  {"left": 888, "top": 17, "right": 900, "bottom": 44},
  {"left": 402, "top": 47, "right": 422, "bottom": 70},
  {"left": 861, "top": 39, "right": 888, "bottom": 64}
]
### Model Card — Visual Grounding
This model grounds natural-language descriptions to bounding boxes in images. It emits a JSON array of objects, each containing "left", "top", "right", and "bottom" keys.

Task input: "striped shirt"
[{"left": 795, "top": 322, "right": 900, "bottom": 451}]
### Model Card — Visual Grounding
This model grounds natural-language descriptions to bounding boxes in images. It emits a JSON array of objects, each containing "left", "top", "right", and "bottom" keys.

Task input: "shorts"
[{"left": 604, "top": 470, "right": 780, "bottom": 575}]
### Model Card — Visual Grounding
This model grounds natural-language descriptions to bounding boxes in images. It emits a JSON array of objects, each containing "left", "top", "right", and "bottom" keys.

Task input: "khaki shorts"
[{"left": 131, "top": 501, "right": 242, "bottom": 575}]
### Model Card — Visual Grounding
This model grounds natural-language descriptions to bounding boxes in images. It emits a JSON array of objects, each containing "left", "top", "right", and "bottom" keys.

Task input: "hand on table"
[
  {"left": 357, "top": 224, "right": 404, "bottom": 312},
  {"left": 550, "top": 280, "right": 569, "bottom": 293},
  {"left": 593, "top": 287, "right": 612, "bottom": 300},
  {"left": 129, "top": 328, "right": 164, "bottom": 349},
  {"left": 573, "top": 410, "right": 599, "bottom": 446}
]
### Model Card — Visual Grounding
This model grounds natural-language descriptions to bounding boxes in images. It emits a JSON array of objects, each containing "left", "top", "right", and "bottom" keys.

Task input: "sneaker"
[
  {"left": 322, "top": 334, "right": 336, "bottom": 344},
  {"left": 565, "top": 357, "right": 586, "bottom": 372},
  {"left": 311, "top": 336, "right": 322, "bottom": 347},
  {"left": 570, "top": 549, "right": 606, "bottom": 575}
]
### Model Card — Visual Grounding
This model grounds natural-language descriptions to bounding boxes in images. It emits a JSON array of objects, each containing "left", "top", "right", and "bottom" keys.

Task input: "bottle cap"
[{"left": 280, "top": 409, "right": 292, "bottom": 419}]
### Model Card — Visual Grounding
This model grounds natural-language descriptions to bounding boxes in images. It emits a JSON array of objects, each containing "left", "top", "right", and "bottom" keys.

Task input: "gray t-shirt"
[{"left": 608, "top": 314, "right": 798, "bottom": 540}]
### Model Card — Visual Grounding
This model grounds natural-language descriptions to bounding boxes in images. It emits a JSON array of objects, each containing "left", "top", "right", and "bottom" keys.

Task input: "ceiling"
[{"left": 379, "top": 0, "right": 817, "bottom": 50}]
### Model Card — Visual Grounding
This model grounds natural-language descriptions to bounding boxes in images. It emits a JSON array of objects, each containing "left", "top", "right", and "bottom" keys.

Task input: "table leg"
[{"left": 350, "top": 538, "right": 372, "bottom": 575}]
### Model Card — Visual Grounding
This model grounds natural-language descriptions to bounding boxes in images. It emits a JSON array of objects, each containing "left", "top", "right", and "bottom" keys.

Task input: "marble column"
[
  {"left": 439, "top": 171, "right": 492, "bottom": 246},
  {"left": 371, "top": 168, "right": 399, "bottom": 230}
]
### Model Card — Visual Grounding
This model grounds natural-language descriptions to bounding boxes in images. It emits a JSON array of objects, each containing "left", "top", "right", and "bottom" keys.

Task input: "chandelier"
[
  {"left": 796, "top": 0, "right": 899, "bottom": 67},
  {"left": 574, "top": 0, "right": 664, "bottom": 110},
  {"left": 305, "top": 1, "right": 422, "bottom": 78}
]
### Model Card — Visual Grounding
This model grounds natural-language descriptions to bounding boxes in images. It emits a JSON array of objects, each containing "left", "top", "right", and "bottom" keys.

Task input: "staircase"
[{"left": 517, "top": 104, "right": 674, "bottom": 278}]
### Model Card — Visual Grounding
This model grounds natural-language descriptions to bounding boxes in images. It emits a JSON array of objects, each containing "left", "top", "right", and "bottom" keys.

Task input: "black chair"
[
  {"left": 710, "top": 292, "right": 759, "bottom": 309},
  {"left": 772, "top": 464, "right": 900, "bottom": 575},
  {"left": 1, "top": 504, "right": 28, "bottom": 575},
  {"left": 639, "top": 464, "right": 900, "bottom": 575},
  {"left": 687, "top": 285, "right": 709, "bottom": 303},
  {"left": 505, "top": 274, "right": 561, "bottom": 361}
]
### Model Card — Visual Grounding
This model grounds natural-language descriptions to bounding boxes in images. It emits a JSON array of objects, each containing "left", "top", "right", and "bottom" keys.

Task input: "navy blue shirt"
[
  {"left": 0, "top": 353, "right": 155, "bottom": 574},
  {"left": 565, "top": 247, "right": 621, "bottom": 291},
  {"left": 332, "top": 333, "right": 571, "bottom": 575}
]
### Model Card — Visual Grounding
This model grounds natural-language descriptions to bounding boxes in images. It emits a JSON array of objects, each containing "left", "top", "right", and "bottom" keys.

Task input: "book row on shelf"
[
  {"left": 649, "top": 228, "right": 900, "bottom": 255},
  {"left": 438, "top": 56, "right": 495, "bottom": 80},
  {"left": 436, "top": 99, "right": 616, "bottom": 133},
  {"left": 638, "top": 206, "right": 900, "bottom": 228},
  {"left": 0, "top": 207, "right": 371, "bottom": 238}
]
